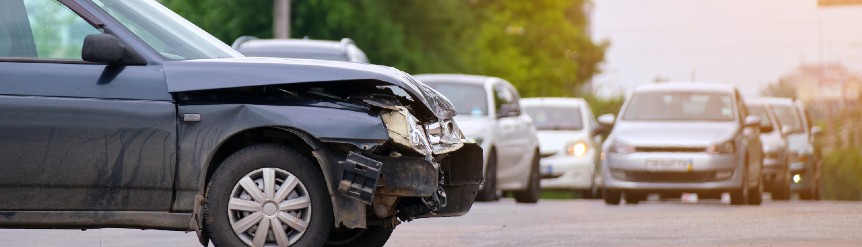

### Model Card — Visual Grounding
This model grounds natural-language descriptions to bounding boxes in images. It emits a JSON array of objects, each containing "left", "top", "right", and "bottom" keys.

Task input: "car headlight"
[
  {"left": 566, "top": 141, "right": 588, "bottom": 157},
  {"left": 426, "top": 118, "right": 464, "bottom": 154},
  {"left": 380, "top": 106, "right": 433, "bottom": 155},
  {"left": 706, "top": 141, "right": 735, "bottom": 154},
  {"left": 608, "top": 139, "right": 634, "bottom": 154}
]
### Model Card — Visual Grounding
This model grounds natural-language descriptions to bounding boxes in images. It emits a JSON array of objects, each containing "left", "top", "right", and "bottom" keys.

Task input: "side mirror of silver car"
[
  {"left": 781, "top": 125, "right": 794, "bottom": 135},
  {"left": 598, "top": 114, "right": 615, "bottom": 126},
  {"left": 743, "top": 115, "right": 760, "bottom": 128}
]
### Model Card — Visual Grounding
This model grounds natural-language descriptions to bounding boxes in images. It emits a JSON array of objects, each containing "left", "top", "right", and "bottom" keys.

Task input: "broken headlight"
[
  {"left": 381, "top": 106, "right": 433, "bottom": 156},
  {"left": 426, "top": 118, "right": 464, "bottom": 154}
]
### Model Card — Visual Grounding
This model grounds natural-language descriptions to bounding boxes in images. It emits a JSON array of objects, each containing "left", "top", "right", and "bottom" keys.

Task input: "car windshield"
[
  {"left": 622, "top": 91, "right": 735, "bottom": 121},
  {"left": 523, "top": 106, "right": 584, "bottom": 131},
  {"left": 772, "top": 104, "right": 803, "bottom": 133},
  {"left": 92, "top": 0, "right": 242, "bottom": 60},
  {"left": 425, "top": 83, "right": 488, "bottom": 116},
  {"left": 749, "top": 105, "right": 775, "bottom": 133}
]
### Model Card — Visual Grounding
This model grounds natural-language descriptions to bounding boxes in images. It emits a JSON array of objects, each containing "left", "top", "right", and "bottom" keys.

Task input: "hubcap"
[{"left": 228, "top": 168, "right": 312, "bottom": 247}]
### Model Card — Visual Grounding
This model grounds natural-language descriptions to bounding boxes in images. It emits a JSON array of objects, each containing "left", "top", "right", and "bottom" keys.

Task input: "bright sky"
[{"left": 591, "top": 0, "right": 862, "bottom": 97}]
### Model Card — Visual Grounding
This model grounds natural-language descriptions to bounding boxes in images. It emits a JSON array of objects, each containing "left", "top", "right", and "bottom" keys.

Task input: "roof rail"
[{"left": 231, "top": 36, "right": 258, "bottom": 49}]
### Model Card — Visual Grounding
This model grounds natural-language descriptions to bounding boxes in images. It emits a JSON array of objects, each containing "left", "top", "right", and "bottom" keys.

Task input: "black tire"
[
  {"left": 603, "top": 188, "right": 621, "bottom": 205},
  {"left": 204, "top": 144, "right": 332, "bottom": 247},
  {"left": 514, "top": 152, "right": 540, "bottom": 203},
  {"left": 625, "top": 192, "right": 646, "bottom": 204},
  {"left": 325, "top": 226, "right": 393, "bottom": 247},
  {"left": 730, "top": 169, "right": 748, "bottom": 205},
  {"left": 475, "top": 149, "right": 499, "bottom": 202},
  {"left": 772, "top": 165, "right": 791, "bottom": 201},
  {"left": 748, "top": 172, "right": 763, "bottom": 205}
]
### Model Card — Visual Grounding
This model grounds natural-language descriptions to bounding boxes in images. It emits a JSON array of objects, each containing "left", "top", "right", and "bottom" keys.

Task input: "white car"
[
  {"left": 417, "top": 74, "right": 541, "bottom": 203},
  {"left": 521, "top": 98, "right": 603, "bottom": 198}
]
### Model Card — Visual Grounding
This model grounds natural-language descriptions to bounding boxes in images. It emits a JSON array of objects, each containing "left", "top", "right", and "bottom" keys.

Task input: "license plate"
[{"left": 645, "top": 159, "right": 692, "bottom": 171}]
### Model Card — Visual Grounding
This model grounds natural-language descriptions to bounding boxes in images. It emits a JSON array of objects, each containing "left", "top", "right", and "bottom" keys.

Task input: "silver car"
[
  {"left": 763, "top": 98, "right": 823, "bottom": 200},
  {"left": 599, "top": 83, "right": 764, "bottom": 205},
  {"left": 747, "top": 99, "right": 792, "bottom": 200}
]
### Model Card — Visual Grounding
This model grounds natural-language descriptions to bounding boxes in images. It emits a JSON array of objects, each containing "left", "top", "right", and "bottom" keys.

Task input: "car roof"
[
  {"left": 521, "top": 97, "right": 588, "bottom": 108},
  {"left": 236, "top": 39, "right": 343, "bottom": 51},
  {"left": 634, "top": 82, "right": 737, "bottom": 94},
  {"left": 414, "top": 74, "right": 498, "bottom": 86}
]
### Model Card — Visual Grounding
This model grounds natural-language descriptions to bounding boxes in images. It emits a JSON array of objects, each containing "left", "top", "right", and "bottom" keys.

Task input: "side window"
[
  {"left": 493, "top": 83, "right": 514, "bottom": 115},
  {"left": 734, "top": 91, "right": 748, "bottom": 121},
  {"left": 1, "top": 0, "right": 100, "bottom": 60}
]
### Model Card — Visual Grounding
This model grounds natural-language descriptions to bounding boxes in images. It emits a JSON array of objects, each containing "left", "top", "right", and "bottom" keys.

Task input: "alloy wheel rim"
[{"left": 228, "top": 167, "right": 312, "bottom": 247}]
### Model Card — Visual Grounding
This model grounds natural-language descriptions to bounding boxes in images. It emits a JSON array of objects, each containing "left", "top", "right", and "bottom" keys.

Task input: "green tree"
[
  {"left": 161, "top": 0, "right": 607, "bottom": 97},
  {"left": 760, "top": 79, "right": 797, "bottom": 98}
]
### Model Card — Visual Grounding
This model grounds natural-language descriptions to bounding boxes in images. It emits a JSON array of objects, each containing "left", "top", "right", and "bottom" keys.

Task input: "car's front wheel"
[
  {"left": 730, "top": 167, "right": 749, "bottom": 205},
  {"left": 603, "top": 188, "right": 621, "bottom": 205},
  {"left": 747, "top": 171, "right": 764, "bottom": 205},
  {"left": 772, "top": 164, "right": 791, "bottom": 201},
  {"left": 514, "top": 151, "right": 541, "bottom": 203},
  {"left": 204, "top": 144, "right": 332, "bottom": 247}
]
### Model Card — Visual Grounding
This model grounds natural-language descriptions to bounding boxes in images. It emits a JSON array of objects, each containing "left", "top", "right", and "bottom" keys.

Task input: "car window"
[
  {"left": 772, "top": 104, "right": 804, "bottom": 133},
  {"left": 493, "top": 82, "right": 519, "bottom": 116},
  {"left": 749, "top": 105, "right": 775, "bottom": 132},
  {"left": 622, "top": 91, "right": 735, "bottom": 121},
  {"left": 425, "top": 83, "right": 488, "bottom": 116},
  {"left": 0, "top": 0, "right": 100, "bottom": 60},
  {"left": 523, "top": 106, "right": 584, "bottom": 131}
]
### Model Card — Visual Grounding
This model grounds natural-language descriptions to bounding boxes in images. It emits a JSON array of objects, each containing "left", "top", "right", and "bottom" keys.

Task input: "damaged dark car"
[{"left": 0, "top": 0, "right": 483, "bottom": 246}]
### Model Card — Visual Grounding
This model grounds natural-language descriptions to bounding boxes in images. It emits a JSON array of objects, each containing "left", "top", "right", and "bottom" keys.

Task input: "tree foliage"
[
  {"left": 760, "top": 79, "right": 797, "bottom": 98},
  {"left": 161, "top": 0, "right": 607, "bottom": 97}
]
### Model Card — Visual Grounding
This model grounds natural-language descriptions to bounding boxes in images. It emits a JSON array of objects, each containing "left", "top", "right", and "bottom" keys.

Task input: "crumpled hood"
[
  {"left": 163, "top": 57, "right": 455, "bottom": 120},
  {"left": 611, "top": 121, "right": 738, "bottom": 147},
  {"left": 536, "top": 130, "right": 589, "bottom": 154}
]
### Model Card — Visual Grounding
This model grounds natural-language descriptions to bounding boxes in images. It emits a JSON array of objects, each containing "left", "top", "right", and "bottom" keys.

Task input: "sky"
[{"left": 590, "top": 0, "right": 862, "bottom": 97}]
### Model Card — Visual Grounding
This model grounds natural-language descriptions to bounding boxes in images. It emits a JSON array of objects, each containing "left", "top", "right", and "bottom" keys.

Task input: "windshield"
[
  {"left": 92, "top": 0, "right": 242, "bottom": 60},
  {"left": 523, "top": 106, "right": 584, "bottom": 131},
  {"left": 622, "top": 91, "right": 735, "bottom": 121},
  {"left": 772, "top": 105, "right": 803, "bottom": 133},
  {"left": 749, "top": 105, "right": 775, "bottom": 133},
  {"left": 425, "top": 83, "right": 488, "bottom": 116}
]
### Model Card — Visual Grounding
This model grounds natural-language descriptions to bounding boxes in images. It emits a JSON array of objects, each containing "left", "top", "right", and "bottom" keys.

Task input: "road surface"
[{"left": 3, "top": 198, "right": 861, "bottom": 246}]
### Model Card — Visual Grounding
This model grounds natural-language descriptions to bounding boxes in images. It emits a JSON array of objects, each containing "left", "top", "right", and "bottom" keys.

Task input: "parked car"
[
  {"left": 0, "top": 1, "right": 483, "bottom": 246},
  {"left": 520, "top": 98, "right": 603, "bottom": 198},
  {"left": 599, "top": 83, "right": 764, "bottom": 206},
  {"left": 417, "top": 74, "right": 541, "bottom": 203},
  {"left": 762, "top": 98, "right": 823, "bottom": 200},
  {"left": 232, "top": 36, "right": 370, "bottom": 63},
  {"left": 747, "top": 99, "right": 791, "bottom": 200}
]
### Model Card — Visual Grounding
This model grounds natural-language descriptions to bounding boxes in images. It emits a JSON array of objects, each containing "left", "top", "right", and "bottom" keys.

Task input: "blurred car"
[
  {"left": 599, "top": 83, "right": 764, "bottom": 206},
  {"left": 521, "top": 98, "right": 603, "bottom": 198},
  {"left": 747, "top": 99, "right": 791, "bottom": 200},
  {"left": 762, "top": 98, "right": 823, "bottom": 200},
  {"left": 231, "top": 36, "right": 370, "bottom": 63},
  {"left": 417, "top": 74, "right": 541, "bottom": 203}
]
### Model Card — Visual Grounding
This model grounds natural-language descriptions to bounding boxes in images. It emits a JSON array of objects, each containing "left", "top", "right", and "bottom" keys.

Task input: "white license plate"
[{"left": 644, "top": 159, "right": 692, "bottom": 171}]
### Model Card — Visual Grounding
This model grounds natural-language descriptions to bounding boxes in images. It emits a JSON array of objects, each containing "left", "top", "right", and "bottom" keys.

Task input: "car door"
[
  {"left": 492, "top": 81, "right": 533, "bottom": 186},
  {"left": 0, "top": 0, "right": 176, "bottom": 211}
]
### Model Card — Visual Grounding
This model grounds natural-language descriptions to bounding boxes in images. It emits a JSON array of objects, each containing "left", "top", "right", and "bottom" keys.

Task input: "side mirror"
[
  {"left": 781, "top": 125, "right": 794, "bottom": 135},
  {"left": 811, "top": 126, "right": 823, "bottom": 136},
  {"left": 82, "top": 34, "right": 125, "bottom": 64},
  {"left": 759, "top": 124, "right": 774, "bottom": 133},
  {"left": 496, "top": 104, "right": 519, "bottom": 118},
  {"left": 597, "top": 114, "right": 615, "bottom": 126},
  {"left": 743, "top": 115, "right": 760, "bottom": 128}
]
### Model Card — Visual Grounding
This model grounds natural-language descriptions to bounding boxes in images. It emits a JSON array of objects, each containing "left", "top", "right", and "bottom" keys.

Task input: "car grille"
[
  {"left": 634, "top": 146, "right": 705, "bottom": 153},
  {"left": 625, "top": 171, "right": 717, "bottom": 183}
]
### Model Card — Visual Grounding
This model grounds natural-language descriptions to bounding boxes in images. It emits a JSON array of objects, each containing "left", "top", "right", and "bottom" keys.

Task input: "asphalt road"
[{"left": 3, "top": 197, "right": 862, "bottom": 247}]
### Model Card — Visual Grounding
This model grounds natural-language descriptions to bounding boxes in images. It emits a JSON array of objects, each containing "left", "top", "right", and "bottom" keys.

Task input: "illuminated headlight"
[
  {"left": 793, "top": 174, "right": 802, "bottom": 183},
  {"left": 426, "top": 118, "right": 464, "bottom": 154},
  {"left": 706, "top": 141, "right": 735, "bottom": 154},
  {"left": 381, "top": 107, "right": 433, "bottom": 155},
  {"left": 608, "top": 140, "right": 634, "bottom": 154},
  {"left": 566, "top": 142, "right": 588, "bottom": 157}
]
